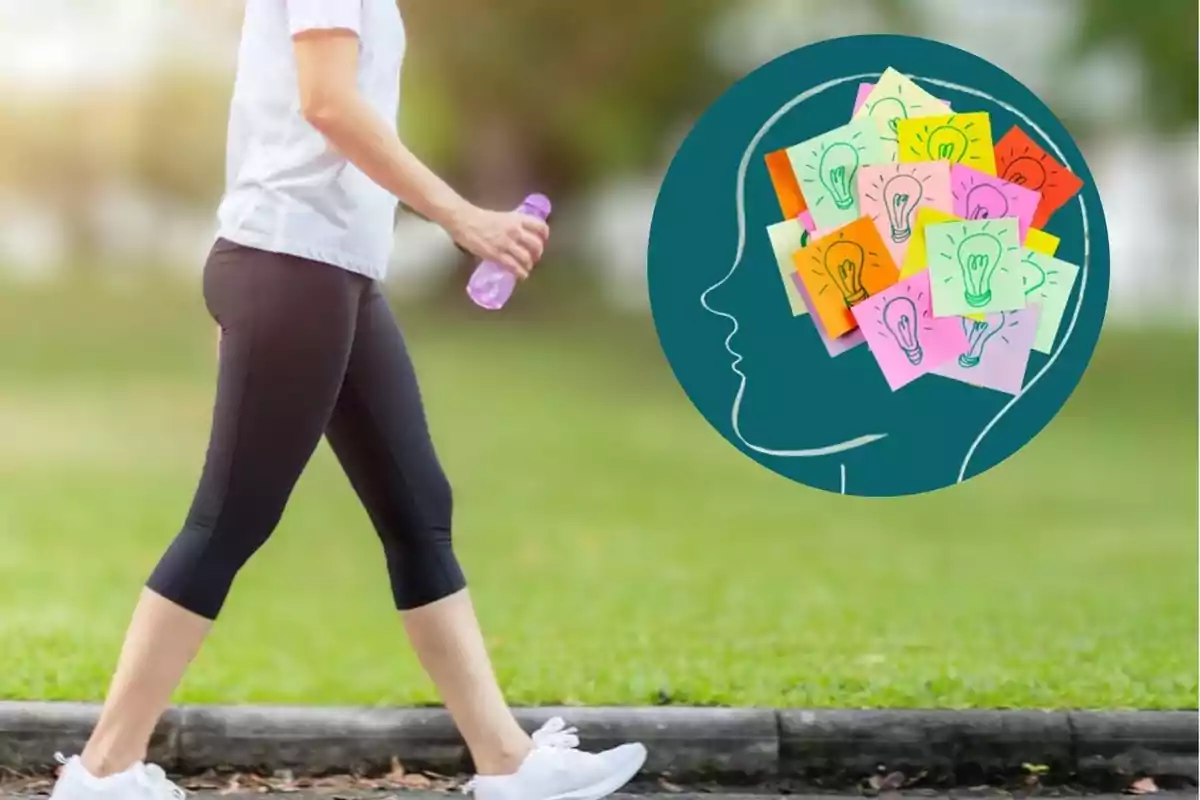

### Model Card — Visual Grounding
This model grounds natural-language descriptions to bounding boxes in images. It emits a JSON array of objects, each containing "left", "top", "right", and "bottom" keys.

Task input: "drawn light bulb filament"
[
  {"left": 882, "top": 174, "right": 924, "bottom": 243},
  {"left": 956, "top": 232, "right": 1005, "bottom": 309},
  {"left": 823, "top": 240, "right": 868, "bottom": 306},
  {"left": 819, "top": 142, "right": 861, "bottom": 211},
  {"left": 882, "top": 296, "right": 923, "bottom": 365}
]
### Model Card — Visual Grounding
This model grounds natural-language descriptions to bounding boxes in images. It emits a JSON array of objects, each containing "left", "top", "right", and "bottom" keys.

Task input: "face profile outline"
[{"left": 696, "top": 72, "right": 1092, "bottom": 491}]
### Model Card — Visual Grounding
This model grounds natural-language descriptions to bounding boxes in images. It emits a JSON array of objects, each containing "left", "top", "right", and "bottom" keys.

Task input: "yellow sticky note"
[
  {"left": 853, "top": 67, "right": 952, "bottom": 163},
  {"left": 1024, "top": 227, "right": 1060, "bottom": 257},
  {"left": 897, "top": 112, "right": 997, "bottom": 175},
  {"left": 899, "top": 207, "right": 961, "bottom": 279},
  {"left": 767, "top": 219, "right": 811, "bottom": 316}
]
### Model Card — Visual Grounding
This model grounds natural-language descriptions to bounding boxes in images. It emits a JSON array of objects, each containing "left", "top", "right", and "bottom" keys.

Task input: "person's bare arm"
[{"left": 293, "top": 29, "right": 546, "bottom": 278}]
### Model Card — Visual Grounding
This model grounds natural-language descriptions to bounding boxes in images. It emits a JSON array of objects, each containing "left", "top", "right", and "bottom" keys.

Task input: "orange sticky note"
[
  {"left": 793, "top": 217, "right": 900, "bottom": 339},
  {"left": 994, "top": 126, "right": 1084, "bottom": 229},
  {"left": 765, "top": 148, "right": 807, "bottom": 220}
]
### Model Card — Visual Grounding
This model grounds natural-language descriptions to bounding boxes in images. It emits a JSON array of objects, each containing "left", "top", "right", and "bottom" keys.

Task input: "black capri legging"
[{"left": 147, "top": 239, "right": 466, "bottom": 620}]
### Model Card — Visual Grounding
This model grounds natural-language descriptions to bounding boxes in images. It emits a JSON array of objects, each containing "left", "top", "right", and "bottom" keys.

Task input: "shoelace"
[
  {"left": 460, "top": 717, "right": 580, "bottom": 795},
  {"left": 530, "top": 716, "right": 580, "bottom": 750},
  {"left": 53, "top": 754, "right": 186, "bottom": 800}
]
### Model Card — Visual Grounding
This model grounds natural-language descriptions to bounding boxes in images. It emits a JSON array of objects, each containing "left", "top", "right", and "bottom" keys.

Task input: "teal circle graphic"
[{"left": 648, "top": 35, "right": 1110, "bottom": 497}]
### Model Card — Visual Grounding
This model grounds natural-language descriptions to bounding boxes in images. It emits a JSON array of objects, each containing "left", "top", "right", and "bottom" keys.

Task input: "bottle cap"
[{"left": 521, "top": 193, "right": 553, "bottom": 220}]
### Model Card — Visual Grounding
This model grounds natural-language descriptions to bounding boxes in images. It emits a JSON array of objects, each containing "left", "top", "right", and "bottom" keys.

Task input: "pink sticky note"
[
  {"left": 797, "top": 210, "right": 816, "bottom": 233},
  {"left": 791, "top": 274, "right": 866, "bottom": 357},
  {"left": 934, "top": 305, "right": 1042, "bottom": 396},
  {"left": 853, "top": 82, "right": 876, "bottom": 116},
  {"left": 851, "top": 271, "right": 968, "bottom": 391},
  {"left": 951, "top": 164, "right": 1041, "bottom": 241},
  {"left": 857, "top": 162, "right": 952, "bottom": 267}
]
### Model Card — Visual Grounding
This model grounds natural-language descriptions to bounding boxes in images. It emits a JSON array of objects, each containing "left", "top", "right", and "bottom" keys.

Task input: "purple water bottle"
[{"left": 466, "top": 193, "right": 552, "bottom": 310}]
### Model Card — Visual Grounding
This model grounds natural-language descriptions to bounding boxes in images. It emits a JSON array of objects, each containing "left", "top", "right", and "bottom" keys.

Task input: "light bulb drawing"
[
  {"left": 818, "top": 142, "right": 862, "bottom": 211},
  {"left": 1019, "top": 252, "right": 1047, "bottom": 297},
  {"left": 823, "top": 240, "right": 868, "bottom": 306},
  {"left": 956, "top": 231, "right": 1005, "bottom": 309},
  {"left": 959, "top": 314, "right": 1007, "bottom": 369},
  {"left": 882, "top": 296, "right": 923, "bottom": 365},
  {"left": 926, "top": 125, "right": 970, "bottom": 162},
  {"left": 1001, "top": 156, "right": 1047, "bottom": 190},
  {"left": 867, "top": 96, "right": 908, "bottom": 140},
  {"left": 881, "top": 174, "right": 924, "bottom": 243},
  {"left": 902, "top": 114, "right": 992, "bottom": 172},
  {"left": 964, "top": 183, "right": 1009, "bottom": 221}
]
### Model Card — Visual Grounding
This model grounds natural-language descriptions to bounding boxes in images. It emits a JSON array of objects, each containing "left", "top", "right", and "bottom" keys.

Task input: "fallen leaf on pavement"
[
  {"left": 1128, "top": 777, "right": 1160, "bottom": 795},
  {"left": 397, "top": 773, "right": 433, "bottom": 790},
  {"left": 385, "top": 757, "right": 406, "bottom": 783},
  {"left": 868, "top": 771, "right": 907, "bottom": 791}
]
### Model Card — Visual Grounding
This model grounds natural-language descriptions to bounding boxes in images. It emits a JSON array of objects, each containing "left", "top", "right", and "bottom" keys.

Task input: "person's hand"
[{"left": 448, "top": 204, "right": 549, "bottom": 280}]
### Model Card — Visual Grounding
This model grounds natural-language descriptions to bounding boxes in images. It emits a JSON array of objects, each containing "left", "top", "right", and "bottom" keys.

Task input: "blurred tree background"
[
  {"left": 1074, "top": 0, "right": 1197, "bottom": 132},
  {"left": 0, "top": 0, "right": 1193, "bottom": 302}
]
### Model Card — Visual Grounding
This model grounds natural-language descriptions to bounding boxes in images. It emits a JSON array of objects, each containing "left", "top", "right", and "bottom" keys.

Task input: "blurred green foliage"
[
  {"left": 0, "top": 1, "right": 1193, "bottom": 274},
  {"left": 1075, "top": 0, "right": 1198, "bottom": 131},
  {"left": 402, "top": 1, "right": 728, "bottom": 201}
]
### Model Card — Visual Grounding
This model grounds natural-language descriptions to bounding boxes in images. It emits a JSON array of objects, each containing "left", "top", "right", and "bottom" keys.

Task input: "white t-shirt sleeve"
[{"left": 286, "top": 0, "right": 363, "bottom": 37}]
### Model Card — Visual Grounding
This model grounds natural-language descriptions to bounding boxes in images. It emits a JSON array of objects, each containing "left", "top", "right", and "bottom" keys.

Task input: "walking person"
[{"left": 47, "top": 3, "right": 647, "bottom": 799}]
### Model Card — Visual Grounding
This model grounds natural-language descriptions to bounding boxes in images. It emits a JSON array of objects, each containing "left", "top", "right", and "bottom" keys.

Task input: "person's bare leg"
[
  {"left": 402, "top": 590, "right": 532, "bottom": 775},
  {"left": 79, "top": 589, "right": 212, "bottom": 776}
]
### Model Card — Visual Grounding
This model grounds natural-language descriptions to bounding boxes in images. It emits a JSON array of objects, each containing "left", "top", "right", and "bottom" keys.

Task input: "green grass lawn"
[{"left": 0, "top": 281, "right": 1195, "bottom": 710}]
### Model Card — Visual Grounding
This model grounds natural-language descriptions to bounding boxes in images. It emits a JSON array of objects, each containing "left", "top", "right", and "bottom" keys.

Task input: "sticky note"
[
  {"left": 926, "top": 218, "right": 1023, "bottom": 317},
  {"left": 791, "top": 274, "right": 867, "bottom": 357},
  {"left": 1024, "top": 228, "right": 1060, "bottom": 257},
  {"left": 765, "top": 148, "right": 808, "bottom": 221},
  {"left": 900, "top": 207, "right": 961, "bottom": 278},
  {"left": 792, "top": 216, "right": 901, "bottom": 339},
  {"left": 787, "top": 117, "right": 887, "bottom": 231},
  {"left": 767, "top": 219, "right": 812, "bottom": 316},
  {"left": 1015, "top": 249, "right": 1080, "bottom": 353},
  {"left": 858, "top": 161, "right": 953, "bottom": 268},
  {"left": 907, "top": 212, "right": 1055, "bottom": 323},
  {"left": 851, "top": 270, "right": 969, "bottom": 391},
  {"left": 898, "top": 112, "right": 997, "bottom": 175},
  {"left": 994, "top": 125, "right": 1085, "bottom": 228},
  {"left": 855, "top": 79, "right": 951, "bottom": 119},
  {"left": 950, "top": 163, "right": 1040, "bottom": 240},
  {"left": 853, "top": 68, "right": 953, "bottom": 162},
  {"left": 934, "top": 305, "right": 1042, "bottom": 396},
  {"left": 852, "top": 82, "right": 876, "bottom": 116}
]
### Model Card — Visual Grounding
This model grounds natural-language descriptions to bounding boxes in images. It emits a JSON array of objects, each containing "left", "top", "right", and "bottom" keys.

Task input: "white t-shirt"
[{"left": 216, "top": 0, "right": 406, "bottom": 280}]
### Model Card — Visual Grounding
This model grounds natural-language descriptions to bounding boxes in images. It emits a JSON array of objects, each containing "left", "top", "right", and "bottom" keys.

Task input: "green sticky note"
[
  {"left": 787, "top": 117, "right": 886, "bottom": 231},
  {"left": 1016, "top": 249, "right": 1081, "bottom": 353},
  {"left": 926, "top": 219, "right": 1024, "bottom": 317},
  {"left": 767, "top": 219, "right": 811, "bottom": 316}
]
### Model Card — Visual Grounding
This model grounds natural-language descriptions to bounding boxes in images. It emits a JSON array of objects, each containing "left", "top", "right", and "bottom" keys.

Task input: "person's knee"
[
  {"left": 381, "top": 468, "right": 465, "bottom": 609},
  {"left": 146, "top": 516, "right": 277, "bottom": 620}
]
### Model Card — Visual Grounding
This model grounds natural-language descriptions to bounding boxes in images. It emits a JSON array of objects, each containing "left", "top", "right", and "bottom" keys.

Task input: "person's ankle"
[
  {"left": 79, "top": 747, "right": 139, "bottom": 779},
  {"left": 471, "top": 738, "right": 534, "bottom": 776}
]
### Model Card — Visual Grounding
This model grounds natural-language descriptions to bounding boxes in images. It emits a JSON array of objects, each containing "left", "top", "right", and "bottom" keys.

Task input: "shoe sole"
[{"left": 545, "top": 743, "right": 648, "bottom": 800}]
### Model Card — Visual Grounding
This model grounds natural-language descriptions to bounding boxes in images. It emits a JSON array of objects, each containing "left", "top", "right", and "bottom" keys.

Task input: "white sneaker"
[
  {"left": 463, "top": 717, "right": 647, "bottom": 800},
  {"left": 48, "top": 753, "right": 186, "bottom": 800}
]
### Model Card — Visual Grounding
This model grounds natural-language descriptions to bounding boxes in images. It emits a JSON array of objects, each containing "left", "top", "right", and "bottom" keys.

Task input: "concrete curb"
[{"left": 0, "top": 702, "right": 1194, "bottom": 787}]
